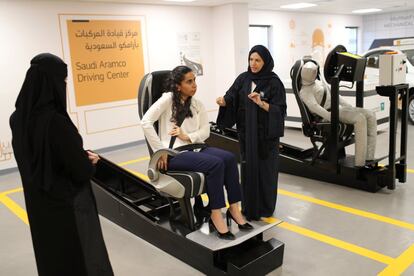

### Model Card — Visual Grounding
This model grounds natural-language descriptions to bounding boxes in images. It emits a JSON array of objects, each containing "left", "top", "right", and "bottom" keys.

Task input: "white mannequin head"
[{"left": 301, "top": 62, "right": 318, "bottom": 86}]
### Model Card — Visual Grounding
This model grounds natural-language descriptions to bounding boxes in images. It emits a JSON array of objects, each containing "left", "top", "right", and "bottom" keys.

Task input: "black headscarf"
[
  {"left": 217, "top": 45, "right": 285, "bottom": 219},
  {"left": 247, "top": 45, "right": 278, "bottom": 92},
  {"left": 10, "top": 53, "right": 71, "bottom": 192},
  {"left": 244, "top": 45, "right": 279, "bottom": 219}
]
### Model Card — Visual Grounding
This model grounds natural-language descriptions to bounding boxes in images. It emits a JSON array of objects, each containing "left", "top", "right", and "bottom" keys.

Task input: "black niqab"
[
  {"left": 10, "top": 53, "right": 114, "bottom": 276},
  {"left": 10, "top": 53, "right": 71, "bottom": 192}
]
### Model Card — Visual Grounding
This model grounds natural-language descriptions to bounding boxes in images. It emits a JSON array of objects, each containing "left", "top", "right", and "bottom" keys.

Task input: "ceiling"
[{"left": 76, "top": 0, "right": 414, "bottom": 15}]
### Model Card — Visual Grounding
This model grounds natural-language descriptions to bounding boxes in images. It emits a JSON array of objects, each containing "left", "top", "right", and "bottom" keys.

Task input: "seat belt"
[
  {"left": 320, "top": 84, "right": 327, "bottom": 109},
  {"left": 312, "top": 84, "right": 328, "bottom": 123},
  {"left": 168, "top": 112, "right": 187, "bottom": 149}
]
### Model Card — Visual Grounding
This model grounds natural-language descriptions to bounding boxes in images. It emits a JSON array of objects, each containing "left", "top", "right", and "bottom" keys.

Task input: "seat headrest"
[
  {"left": 137, "top": 70, "right": 171, "bottom": 119},
  {"left": 290, "top": 58, "right": 322, "bottom": 134},
  {"left": 290, "top": 58, "right": 320, "bottom": 92}
]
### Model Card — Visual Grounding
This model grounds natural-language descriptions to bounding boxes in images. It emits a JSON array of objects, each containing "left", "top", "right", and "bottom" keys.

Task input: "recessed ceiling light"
[
  {"left": 280, "top": 3, "right": 317, "bottom": 9},
  {"left": 352, "top": 8, "right": 382, "bottom": 14}
]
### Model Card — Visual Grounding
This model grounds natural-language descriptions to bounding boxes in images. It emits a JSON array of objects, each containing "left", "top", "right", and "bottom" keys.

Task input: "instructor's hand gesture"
[{"left": 216, "top": 96, "right": 226, "bottom": 107}]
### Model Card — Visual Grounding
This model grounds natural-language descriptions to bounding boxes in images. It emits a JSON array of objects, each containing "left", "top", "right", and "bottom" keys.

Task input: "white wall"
[
  {"left": 249, "top": 10, "right": 363, "bottom": 80},
  {"left": 212, "top": 4, "right": 249, "bottom": 97},
  {"left": 0, "top": 1, "right": 235, "bottom": 170},
  {"left": 363, "top": 10, "right": 414, "bottom": 51},
  {"left": 0, "top": 1, "right": 366, "bottom": 172}
]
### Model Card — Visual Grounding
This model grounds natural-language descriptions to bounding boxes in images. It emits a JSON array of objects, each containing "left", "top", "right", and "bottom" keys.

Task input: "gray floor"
[{"left": 1, "top": 123, "right": 414, "bottom": 276}]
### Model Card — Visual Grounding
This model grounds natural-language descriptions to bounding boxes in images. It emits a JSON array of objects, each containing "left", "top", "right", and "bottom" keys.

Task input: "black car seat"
[
  {"left": 290, "top": 58, "right": 354, "bottom": 163},
  {"left": 138, "top": 70, "right": 208, "bottom": 230}
]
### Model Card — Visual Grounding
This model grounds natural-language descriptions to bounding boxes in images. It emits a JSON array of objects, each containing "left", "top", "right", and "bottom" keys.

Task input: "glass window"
[
  {"left": 365, "top": 50, "right": 389, "bottom": 69},
  {"left": 345, "top": 27, "right": 358, "bottom": 54},
  {"left": 366, "top": 54, "right": 380, "bottom": 69},
  {"left": 249, "top": 25, "right": 270, "bottom": 50},
  {"left": 402, "top": 49, "right": 414, "bottom": 66}
]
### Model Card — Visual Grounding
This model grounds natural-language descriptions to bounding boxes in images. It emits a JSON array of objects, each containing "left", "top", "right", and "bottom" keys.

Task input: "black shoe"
[
  {"left": 226, "top": 210, "right": 254, "bottom": 231},
  {"left": 208, "top": 218, "right": 235, "bottom": 240}
]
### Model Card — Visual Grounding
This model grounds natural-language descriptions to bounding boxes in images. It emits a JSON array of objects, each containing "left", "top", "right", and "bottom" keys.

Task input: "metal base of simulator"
[{"left": 91, "top": 157, "right": 284, "bottom": 275}]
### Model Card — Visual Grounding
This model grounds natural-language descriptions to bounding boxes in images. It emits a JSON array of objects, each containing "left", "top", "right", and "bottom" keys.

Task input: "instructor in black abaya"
[
  {"left": 216, "top": 45, "right": 287, "bottom": 220},
  {"left": 10, "top": 53, "right": 113, "bottom": 276}
]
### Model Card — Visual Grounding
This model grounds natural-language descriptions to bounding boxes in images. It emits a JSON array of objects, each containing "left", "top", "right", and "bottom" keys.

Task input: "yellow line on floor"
[
  {"left": 205, "top": 193, "right": 395, "bottom": 266},
  {"left": 0, "top": 187, "right": 23, "bottom": 196},
  {"left": 0, "top": 164, "right": 402, "bottom": 268},
  {"left": 278, "top": 189, "right": 414, "bottom": 231},
  {"left": 378, "top": 243, "right": 414, "bottom": 275},
  {"left": 261, "top": 216, "right": 282, "bottom": 224},
  {"left": 124, "top": 168, "right": 150, "bottom": 182},
  {"left": 379, "top": 164, "right": 414, "bottom": 174},
  {"left": 0, "top": 194, "right": 28, "bottom": 225},
  {"left": 277, "top": 221, "right": 395, "bottom": 265},
  {"left": 117, "top": 156, "right": 150, "bottom": 167}
]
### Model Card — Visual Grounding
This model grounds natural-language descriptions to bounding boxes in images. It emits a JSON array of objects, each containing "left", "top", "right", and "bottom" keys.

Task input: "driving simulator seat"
[
  {"left": 290, "top": 58, "right": 355, "bottom": 163},
  {"left": 138, "top": 70, "right": 208, "bottom": 231}
]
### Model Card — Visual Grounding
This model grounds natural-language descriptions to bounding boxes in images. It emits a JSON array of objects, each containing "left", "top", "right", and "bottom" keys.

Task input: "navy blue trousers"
[{"left": 168, "top": 147, "right": 242, "bottom": 209}]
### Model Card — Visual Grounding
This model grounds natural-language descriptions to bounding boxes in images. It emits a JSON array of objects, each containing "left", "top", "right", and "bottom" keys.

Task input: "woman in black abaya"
[
  {"left": 216, "top": 45, "right": 287, "bottom": 220},
  {"left": 10, "top": 53, "right": 113, "bottom": 276}
]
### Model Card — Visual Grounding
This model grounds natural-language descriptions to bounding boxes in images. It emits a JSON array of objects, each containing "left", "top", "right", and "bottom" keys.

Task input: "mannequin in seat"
[
  {"left": 299, "top": 61, "right": 377, "bottom": 167},
  {"left": 141, "top": 65, "right": 253, "bottom": 240}
]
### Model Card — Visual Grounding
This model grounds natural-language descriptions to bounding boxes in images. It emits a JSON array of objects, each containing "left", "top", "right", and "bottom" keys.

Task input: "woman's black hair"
[{"left": 165, "top": 65, "right": 194, "bottom": 124}]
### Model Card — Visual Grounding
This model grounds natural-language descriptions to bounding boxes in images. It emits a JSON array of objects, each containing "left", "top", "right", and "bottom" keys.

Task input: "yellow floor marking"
[
  {"left": 1, "top": 159, "right": 411, "bottom": 271},
  {"left": 117, "top": 156, "right": 150, "bottom": 167},
  {"left": 277, "top": 221, "right": 395, "bottom": 265},
  {"left": 379, "top": 164, "right": 414, "bottom": 174},
  {"left": 278, "top": 189, "right": 414, "bottom": 231},
  {"left": 0, "top": 187, "right": 23, "bottom": 196},
  {"left": 110, "top": 158, "right": 414, "bottom": 233},
  {"left": 123, "top": 168, "right": 150, "bottom": 182},
  {"left": 206, "top": 192, "right": 396, "bottom": 267},
  {"left": 261, "top": 217, "right": 282, "bottom": 224},
  {"left": 0, "top": 156, "right": 404, "bottom": 268},
  {"left": 0, "top": 194, "right": 28, "bottom": 225},
  {"left": 378, "top": 243, "right": 414, "bottom": 275}
]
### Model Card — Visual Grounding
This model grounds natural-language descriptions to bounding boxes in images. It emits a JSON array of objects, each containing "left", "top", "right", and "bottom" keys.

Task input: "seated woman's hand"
[
  {"left": 169, "top": 124, "right": 190, "bottom": 142},
  {"left": 216, "top": 96, "right": 226, "bottom": 107},
  {"left": 157, "top": 153, "right": 168, "bottom": 171}
]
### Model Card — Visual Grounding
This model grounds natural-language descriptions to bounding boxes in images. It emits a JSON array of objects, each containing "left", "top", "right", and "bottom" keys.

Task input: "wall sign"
[{"left": 67, "top": 19, "right": 145, "bottom": 106}]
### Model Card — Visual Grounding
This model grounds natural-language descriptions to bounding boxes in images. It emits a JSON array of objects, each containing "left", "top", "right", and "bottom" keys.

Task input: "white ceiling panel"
[{"left": 16, "top": 0, "right": 414, "bottom": 15}]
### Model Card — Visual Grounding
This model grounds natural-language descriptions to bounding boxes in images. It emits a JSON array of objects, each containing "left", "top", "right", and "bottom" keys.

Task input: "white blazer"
[{"left": 140, "top": 92, "right": 210, "bottom": 152}]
